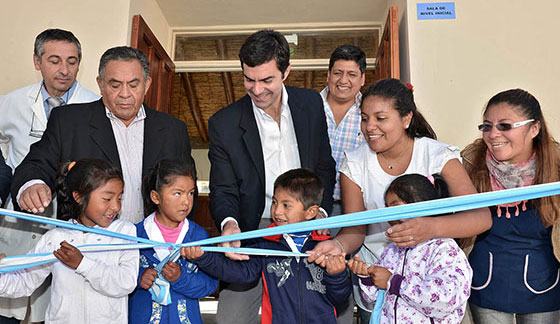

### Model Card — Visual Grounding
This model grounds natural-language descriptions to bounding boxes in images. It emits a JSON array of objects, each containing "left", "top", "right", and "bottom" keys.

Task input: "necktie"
[{"left": 46, "top": 97, "right": 65, "bottom": 118}]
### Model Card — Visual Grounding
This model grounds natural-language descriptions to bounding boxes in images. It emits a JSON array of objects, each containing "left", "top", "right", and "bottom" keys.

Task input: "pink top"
[{"left": 154, "top": 214, "right": 184, "bottom": 244}]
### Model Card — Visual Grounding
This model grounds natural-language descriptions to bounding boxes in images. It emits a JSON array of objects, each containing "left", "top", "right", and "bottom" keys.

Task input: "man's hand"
[
  {"left": 325, "top": 255, "right": 346, "bottom": 275},
  {"left": 53, "top": 241, "right": 83, "bottom": 270},
  {"left": 220, "top": 220, "right": 249, "bottom": 261},
  {"left": 140, "top": 268, "right": 158, "bottom": 289},
  {"left": 19, "top": 183, "right": 52, "bottom": 213},
  {"left": 307, "top": 239, "right": 344, "bottom": 267},
  {"left": 181, "top": 246, "right": 204, "bottom": 259},
  {"left": 161, "top": 261, "right": 182, "bottom": 283}
]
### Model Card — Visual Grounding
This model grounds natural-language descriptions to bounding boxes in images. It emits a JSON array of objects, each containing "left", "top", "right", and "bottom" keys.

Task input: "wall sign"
[{"left": 417, "top": 2, "right": 456, "bottom": 20}]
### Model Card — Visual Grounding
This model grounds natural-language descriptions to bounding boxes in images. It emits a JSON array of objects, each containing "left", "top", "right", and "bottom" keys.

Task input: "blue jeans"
[{"left": 470, "top": 303, "right": 560, "bottom": 324}]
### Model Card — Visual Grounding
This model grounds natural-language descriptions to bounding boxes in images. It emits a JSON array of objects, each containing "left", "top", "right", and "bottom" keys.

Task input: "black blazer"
[
  {"left": 0, "top": 153, "right": 11, "bottom": 207},
  {"left": 11, "top": 99, "right": 194, "bottom": 207},
  {"left": 208, "top": 86, "right": 336, "bottom": 232}
]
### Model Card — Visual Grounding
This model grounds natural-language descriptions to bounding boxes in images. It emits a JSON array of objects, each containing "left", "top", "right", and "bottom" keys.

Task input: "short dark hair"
[
  {"left": 385, "top": 173, "right": 449, "bottom": 205},
  {"left": 239, "top": 29, "right": 290, "bottom": 75},
  {"left": 98, "top": 46, "right": 150, "bottom": 82},
  {"left": 34, "top": 29, "right": 82, "bottom": 61},
  {"left": 55, "top": 159, "right": 123, "bottom": 220},
  {"left": 273, "top": 168, "right": 323, "bottom": 210},
  {"left": 329, "top": 45, "right": 366, "bottom": 74},
  {"left": 142, "top": 159, "right": 197, "bottom": 216}
]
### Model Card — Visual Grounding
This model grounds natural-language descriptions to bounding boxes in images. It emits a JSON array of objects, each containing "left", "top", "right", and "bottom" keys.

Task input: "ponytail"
[
  {"left": 55, "top": 159, "right": 123, "bottom": 220},
  {"left": 385, "top": 173, "right": 449, "bottom": 205},
  {"left": 55, "top": 161, "right": 76, "bottom": 219},
  {"left": 431, "top": 173, "right": 450, "bottom": 200}
]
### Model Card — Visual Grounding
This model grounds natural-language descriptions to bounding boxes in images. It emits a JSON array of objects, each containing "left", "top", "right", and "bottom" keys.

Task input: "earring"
[{"left": 405, "top": 124, "right": 409, "bottom": 129}]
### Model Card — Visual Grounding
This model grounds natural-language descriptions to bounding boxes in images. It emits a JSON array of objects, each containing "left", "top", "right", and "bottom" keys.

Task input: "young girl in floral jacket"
[{"left": 346, "top": 174, "right": 472, "bottom": 324}]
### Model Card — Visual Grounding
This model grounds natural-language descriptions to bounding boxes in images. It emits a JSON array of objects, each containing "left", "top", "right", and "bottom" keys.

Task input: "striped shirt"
[
  {"left": 105, "top": 106, "right": 146, "bottom": 223},
  {"left": 320, "top": 87, "right": 364, "bottom": 200}
]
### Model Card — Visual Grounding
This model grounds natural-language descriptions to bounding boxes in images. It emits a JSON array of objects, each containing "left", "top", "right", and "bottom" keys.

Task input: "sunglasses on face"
[{"left": 477, "top": 119, "right": 534, "bottom": 132}]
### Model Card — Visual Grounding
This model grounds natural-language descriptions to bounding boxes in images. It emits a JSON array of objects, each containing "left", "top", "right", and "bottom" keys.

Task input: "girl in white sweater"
[{"left": 0, "top": 159, "right": 138, "bottom": 324}]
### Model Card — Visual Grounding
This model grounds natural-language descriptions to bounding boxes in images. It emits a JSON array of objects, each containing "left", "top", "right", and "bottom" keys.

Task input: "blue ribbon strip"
[
  {"left": 0, "top": 243, "right": 156, "bottom": 273},
  {"left": 0, "top": 211, "right": 170, "bottom": 247},
  {"left": 179, "top": 181, "right": 560, "bottom": 247},
  {"left": 2, "top": 182, "right": 559, "bottom": 322},
  {"left": 1, "top": 181, "right": 559, "bottom": 275},
  {"left": 0, "top": 242, "right": 309, "bottom": 273},
  {"left": 370, "top": 290, "right": 385, "bottom": 324}
]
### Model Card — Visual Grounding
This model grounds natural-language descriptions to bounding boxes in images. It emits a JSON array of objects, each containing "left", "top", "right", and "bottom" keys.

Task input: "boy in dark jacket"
[{"left": 182, "top": 168, "right": 350, "bottom": 324}]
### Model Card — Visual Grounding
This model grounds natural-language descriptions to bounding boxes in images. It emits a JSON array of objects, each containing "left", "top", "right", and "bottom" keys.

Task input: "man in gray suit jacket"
[{"left": 209, "top": 29, "right": 336, "bottom": 324}]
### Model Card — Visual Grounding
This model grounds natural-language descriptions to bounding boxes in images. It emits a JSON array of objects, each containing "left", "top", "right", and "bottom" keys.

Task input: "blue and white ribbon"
[
  {"left": 178, "top": 181, "right": 560, "bottom": 247},
  {"left": 1, "top": 181, "right": 559, "bottom": 271},
  {"left": 1, "top": 182, "right": 559, "bottom": 323}
]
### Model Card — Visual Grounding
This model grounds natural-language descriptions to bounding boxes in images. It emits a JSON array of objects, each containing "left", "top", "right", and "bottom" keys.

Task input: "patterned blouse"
[{"left": 359, "top": 238, "right": 472, "bottom": 324}]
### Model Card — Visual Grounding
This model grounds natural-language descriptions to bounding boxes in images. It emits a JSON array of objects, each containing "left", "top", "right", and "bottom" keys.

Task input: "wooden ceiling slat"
[{"left": 180, "top": 72, "right": 209, "bottom": 142}]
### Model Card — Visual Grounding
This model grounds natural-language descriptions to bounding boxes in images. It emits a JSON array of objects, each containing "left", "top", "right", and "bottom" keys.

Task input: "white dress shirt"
[
  {"left": 220, "top": 85, "right": 301, "bottom": 230},
  {"left": 252, "top": 85, "right": 301, "bottom": 219},
  {"left": 105, "top": 106, "right": 146, "bottom": 223}
]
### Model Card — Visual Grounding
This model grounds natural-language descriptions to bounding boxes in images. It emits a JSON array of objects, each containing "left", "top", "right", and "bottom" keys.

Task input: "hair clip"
[
  {"left": 426, "top": 175, "right": 435, "bottom": 185},
  {"left": 68, "top": 161, "right": 77, "bottom": 172},
  {"left": 405, "top": 82, "right": 414, "bottom": 92}
]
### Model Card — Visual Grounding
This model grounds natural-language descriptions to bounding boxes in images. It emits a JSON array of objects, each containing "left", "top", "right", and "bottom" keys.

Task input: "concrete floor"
[{"left": 199, "top": 297, "right": 475, "bottom": 324}]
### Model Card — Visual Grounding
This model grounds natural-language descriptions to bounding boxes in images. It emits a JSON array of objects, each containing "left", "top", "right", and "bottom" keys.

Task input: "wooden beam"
[
  {"left": 222, "top": 72, "right": 235, "bottom": 105},
  {"left": 180, "top": 72, "right": 209, "bottom": 142},
  {"left": 304, "top": 38, "right": 316, "bottom": 89},
  {"left": 216, "top": 39, "right": 235, "bottom": 104},
  {"left": 304, "top": 71, "right": 314, "bottom": 89}
]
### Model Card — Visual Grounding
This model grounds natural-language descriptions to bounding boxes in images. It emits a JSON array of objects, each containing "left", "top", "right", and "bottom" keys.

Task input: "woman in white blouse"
[{"left": 308, "top": 78, "right": 491, "bottom": 319}]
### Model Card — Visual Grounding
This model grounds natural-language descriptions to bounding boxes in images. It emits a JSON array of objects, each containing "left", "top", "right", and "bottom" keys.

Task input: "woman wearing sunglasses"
[{"left": 462, "top": 89, "right": 560, "bottom": 323}]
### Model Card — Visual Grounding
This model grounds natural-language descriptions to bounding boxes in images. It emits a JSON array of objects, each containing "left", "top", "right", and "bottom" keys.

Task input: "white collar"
[
  {"left": 104, "top": 104, "right": 147, "bottom": 125},
  {"left": 250, "top": 84, "right": 289, "bottom": 118},
  {"left": 143, "top": 213, "right": 189, "bottom": 261}
]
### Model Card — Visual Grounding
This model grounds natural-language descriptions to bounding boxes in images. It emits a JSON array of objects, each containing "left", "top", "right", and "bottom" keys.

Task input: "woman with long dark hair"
[
  {"left": 463, "top": 89, "right": 560, "bottom": 323},
  {"left": 309, "top": 78, "right": 491, "bottom": 320}
]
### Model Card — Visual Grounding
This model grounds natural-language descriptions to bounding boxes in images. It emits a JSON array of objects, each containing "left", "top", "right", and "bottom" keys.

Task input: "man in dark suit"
[
  {"left": 0, "top": 154, "right": 11, "bottom": 208},
  {"left": 11, "top": 46, "right": 194, "bottom": 223},
  {"left": 208, "top": 29, "right": 336, "bottom": 324}
]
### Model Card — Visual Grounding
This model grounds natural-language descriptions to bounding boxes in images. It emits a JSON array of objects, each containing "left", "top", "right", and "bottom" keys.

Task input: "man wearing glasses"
[{"left": 0, "top": 28, "right": 97, "bottom": 324}]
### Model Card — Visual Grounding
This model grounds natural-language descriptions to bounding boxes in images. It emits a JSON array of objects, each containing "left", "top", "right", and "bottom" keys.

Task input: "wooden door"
[
  {"left": 131, "top": 15, "right": 175, "bottom": 113},
  {"left": 375, "top": 7, "right": 400, "bottom": 80}
]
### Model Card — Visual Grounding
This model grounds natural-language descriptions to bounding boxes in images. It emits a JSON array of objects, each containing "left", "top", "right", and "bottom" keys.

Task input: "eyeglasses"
[
  {"left": 477, "top": 119, "right": 535, "bottom": 132},
  {"left": 29, "top": 112, "right": 44, "bottom": 138}
]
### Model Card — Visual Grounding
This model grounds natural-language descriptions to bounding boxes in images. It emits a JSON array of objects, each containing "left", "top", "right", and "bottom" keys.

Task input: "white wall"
[
  {"left": 406, "top": 0, "right": 560, "bottom": 149},
  {"left": 0, "top": 0, "right": 132, "bottom": 95},
  {"left": 128, "top": 0, "right": 172, "bottom": 53},
  {"left": 0, "top": 0, "right": 172, "bottom": 96}
]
